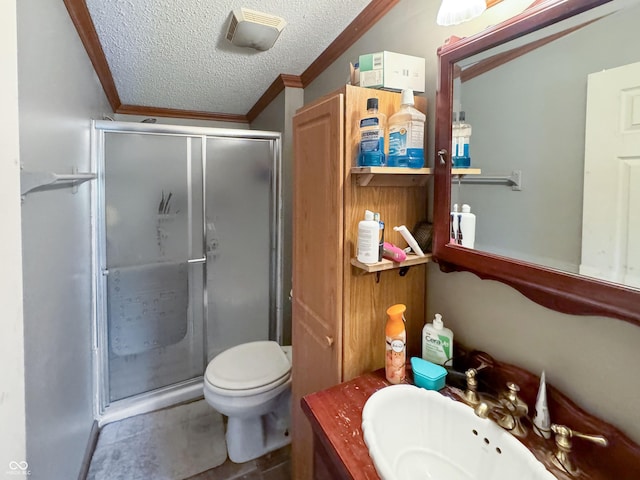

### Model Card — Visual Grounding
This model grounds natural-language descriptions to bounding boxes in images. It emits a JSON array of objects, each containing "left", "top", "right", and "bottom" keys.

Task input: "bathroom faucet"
[
  {"left": 473, "top": 382, "right": 529, "bottom": 437},
  {"left": 549, "top": 424, "right": 608, "bottom": 476},
  {"left": 463, "top": 368, "right": 480, "bottom": 406}
]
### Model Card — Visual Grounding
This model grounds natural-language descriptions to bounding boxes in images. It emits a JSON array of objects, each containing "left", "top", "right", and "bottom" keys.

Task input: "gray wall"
[
  {"left": 17, "top": 0, "right": 112, "bottom": 478},
  {"left": 302, "top": 0, "right": 640, "bottom": 443},
  {"left": 251, "top": 87, "right": 304, "bottom": 346},
  {"left": 0, "top": 0, "right": 27, "bottom": 468}
]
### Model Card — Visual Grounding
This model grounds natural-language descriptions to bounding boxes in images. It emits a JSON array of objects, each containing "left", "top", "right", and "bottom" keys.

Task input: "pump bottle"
[
  {"left": 422, "top": 313, "right": 454, "bottom": 366},
  {"left": 385, "top": 304, "right": 407, "bottom": 384}
]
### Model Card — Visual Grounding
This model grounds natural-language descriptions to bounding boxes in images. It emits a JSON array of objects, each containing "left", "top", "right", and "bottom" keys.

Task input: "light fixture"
[
  {"left": 437, "top": 0, "right": 487, "bottom": 26},
  {"left": 225, "top": 8, "right": 286, "bottom": 51}
]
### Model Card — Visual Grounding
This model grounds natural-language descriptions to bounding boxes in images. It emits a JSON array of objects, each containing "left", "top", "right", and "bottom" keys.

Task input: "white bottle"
[
  {"left": 459, "top": 204, "right": 476, "bottom": 249},
  {"left": 357, "top": 210, "right": 380, "bottom": 264},
  {"left": 422, "top": 313, "right": 454, "bottom": 366}
]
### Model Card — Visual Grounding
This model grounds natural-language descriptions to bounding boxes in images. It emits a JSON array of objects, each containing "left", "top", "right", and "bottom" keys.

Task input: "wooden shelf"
[
  {"left": 351, "top": 253, "right": 432, "bottom": 273},
  {"left": 351, "top": 166, "right": 432, "bottom": 187},
  {"left": 452, "top": 168, "right": 481, "bottom": 176}
]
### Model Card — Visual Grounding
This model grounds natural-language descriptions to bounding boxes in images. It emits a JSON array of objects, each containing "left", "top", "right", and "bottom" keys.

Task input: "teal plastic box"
[{"left": 411, "top": 356, "right": 447, "bottom": 391}]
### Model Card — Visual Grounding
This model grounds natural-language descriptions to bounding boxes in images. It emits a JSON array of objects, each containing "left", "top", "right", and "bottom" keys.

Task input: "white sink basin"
[{"left": 361, "top": 384, "right": 556, "bottom": 480}]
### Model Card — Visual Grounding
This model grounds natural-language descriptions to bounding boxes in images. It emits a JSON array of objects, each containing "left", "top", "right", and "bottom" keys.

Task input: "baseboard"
[{"left": 77, "top": 420, "right": 100, "bottom": 480}]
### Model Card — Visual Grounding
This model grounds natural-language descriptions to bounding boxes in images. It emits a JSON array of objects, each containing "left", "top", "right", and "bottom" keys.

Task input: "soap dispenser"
[{"left": 422, "top": 313, "right": 454, "bottom": 366}]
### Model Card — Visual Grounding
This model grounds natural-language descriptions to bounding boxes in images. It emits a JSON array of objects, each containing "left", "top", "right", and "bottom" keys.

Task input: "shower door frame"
[{"left": 91, "top": 120, "right": 283, "bottom": 426}]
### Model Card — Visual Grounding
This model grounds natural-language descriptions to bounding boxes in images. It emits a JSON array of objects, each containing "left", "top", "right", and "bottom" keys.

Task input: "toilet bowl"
[{"left": 203, "top": 340, "right": 292, "bottom": 463}]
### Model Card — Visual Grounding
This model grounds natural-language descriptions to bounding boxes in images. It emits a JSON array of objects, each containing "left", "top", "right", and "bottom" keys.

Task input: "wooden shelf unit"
[
  {"left": 351, "top": 253, "right": 432, "bottom": 273},
  {"left": 351, "top": 166, "right": 432, "bottom": 187}
]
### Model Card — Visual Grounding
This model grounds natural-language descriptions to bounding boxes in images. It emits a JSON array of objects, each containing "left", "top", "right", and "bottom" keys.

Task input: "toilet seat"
[{"left": 205, "top": 341, "right": 291, "bottom": 397}]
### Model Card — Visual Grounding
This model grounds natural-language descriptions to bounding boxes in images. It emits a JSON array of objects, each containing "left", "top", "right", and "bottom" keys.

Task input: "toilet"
[{"left": 203, "top": 340, "right": 292, "bottom": 463}]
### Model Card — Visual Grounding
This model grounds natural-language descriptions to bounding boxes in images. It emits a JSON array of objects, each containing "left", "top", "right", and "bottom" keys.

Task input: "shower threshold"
[{"left": 98, "top": 376, "right": 204, "bottom": 427}]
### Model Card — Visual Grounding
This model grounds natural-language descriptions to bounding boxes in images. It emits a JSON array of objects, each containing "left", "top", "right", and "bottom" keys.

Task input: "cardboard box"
[{"left": 358, "top": 51, "right": 425, "bottom": 93}]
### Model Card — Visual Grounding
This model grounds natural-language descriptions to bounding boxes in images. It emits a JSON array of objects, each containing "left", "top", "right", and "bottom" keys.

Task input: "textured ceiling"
[{"left": 85, "top": 0, "right": 372, "bottom": 115}]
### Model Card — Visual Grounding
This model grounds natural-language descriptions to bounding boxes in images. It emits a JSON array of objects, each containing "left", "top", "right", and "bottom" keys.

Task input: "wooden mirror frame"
[{"left": 433, "top": 0, "right": 640, "bottom": 327}]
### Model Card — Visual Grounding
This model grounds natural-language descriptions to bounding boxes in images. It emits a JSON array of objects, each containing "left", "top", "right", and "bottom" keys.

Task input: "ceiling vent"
[{"left": 226, "top": 8, "right": 286, "bottom": 51}]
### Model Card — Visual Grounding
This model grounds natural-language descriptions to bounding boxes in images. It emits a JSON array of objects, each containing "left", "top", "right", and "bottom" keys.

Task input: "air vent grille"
[
  {"left": 241, "top": 8, "right": 285, "bottom": 28},
  {"left": 225, "top": 8, "right": 286, "bottom": 51},
  {"left": 226, "top": 16, "right": 238, "bottom": 42}
]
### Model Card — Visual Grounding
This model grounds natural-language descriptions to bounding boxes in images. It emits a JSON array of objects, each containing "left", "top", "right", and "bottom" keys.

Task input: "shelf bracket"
[
  {"left": 455, "top": 170, "right": 522, "bottom": 190},
  {"left": 21, "top": 167, "right": 97, "bottom": 197},
  {"left": 357, "top": 173, "right": 375, "bottom": 187}
]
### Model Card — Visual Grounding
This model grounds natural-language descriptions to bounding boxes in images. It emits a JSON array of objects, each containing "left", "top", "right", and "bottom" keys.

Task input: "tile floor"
[{"left": 185, "top": 445, "right": 291, "bottom": 480}]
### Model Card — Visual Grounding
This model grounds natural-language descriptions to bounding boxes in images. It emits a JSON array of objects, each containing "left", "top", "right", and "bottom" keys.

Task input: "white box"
[{"left": 358, "top": 51, "right": 425, "bottom": 93}]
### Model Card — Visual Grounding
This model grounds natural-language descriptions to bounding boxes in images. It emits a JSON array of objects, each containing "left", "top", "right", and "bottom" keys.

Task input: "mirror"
[{"left": 434, "top": 0, "right": 640, "bottom": 327}]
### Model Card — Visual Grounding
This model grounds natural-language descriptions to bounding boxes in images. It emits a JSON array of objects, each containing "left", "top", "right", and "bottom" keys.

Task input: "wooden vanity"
[{"left": 302, "top": 358, "right": 640, "bottom": 480}]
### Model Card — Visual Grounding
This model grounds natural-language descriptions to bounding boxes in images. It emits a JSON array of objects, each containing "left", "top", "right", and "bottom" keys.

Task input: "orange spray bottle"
[{"left": 385, "top": 304, "right": 407, "bottom": 384}]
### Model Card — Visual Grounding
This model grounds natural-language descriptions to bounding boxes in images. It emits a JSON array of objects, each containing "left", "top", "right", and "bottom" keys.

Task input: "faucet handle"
[
  {"left": 551, "top": 424, "right": 609, "bottom": 448},
  {"left": 496, "top": 382, "right": 528, "bottom": 437},
  {"left": 550, "top": 424, "right": 608, "bottom": 475}
]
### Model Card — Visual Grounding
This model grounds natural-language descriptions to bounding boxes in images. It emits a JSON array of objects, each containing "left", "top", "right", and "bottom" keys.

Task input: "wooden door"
[
  {"left": 292, "top": 93, "right": 345, "bottom": 480},
  {"left": 582, "top": 61, "right": 640, "bottom": 288}
]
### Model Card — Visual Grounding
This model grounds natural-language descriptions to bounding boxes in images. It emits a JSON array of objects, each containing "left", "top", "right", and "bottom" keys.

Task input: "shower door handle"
[{"left": 187, "top": 257, "right": 206, "bottom": 264}]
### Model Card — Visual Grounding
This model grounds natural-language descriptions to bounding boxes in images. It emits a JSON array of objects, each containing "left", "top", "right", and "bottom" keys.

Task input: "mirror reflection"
[{"left": 451, "top": 0, "right": 640, "bottom": 290}]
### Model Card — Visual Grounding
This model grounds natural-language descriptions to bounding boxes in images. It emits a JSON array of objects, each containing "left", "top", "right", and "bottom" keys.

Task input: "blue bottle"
[
  {"left": 358, "top": 98, "right": 386, "bottom": 167},
  {"left": 387, "top": 89, "right": 426, "bottom": 168}
]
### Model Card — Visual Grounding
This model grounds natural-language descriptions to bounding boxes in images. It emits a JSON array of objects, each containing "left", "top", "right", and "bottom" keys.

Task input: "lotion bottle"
[
  {"left": 422, "top": 313, "right": 454, "bottom": 366},
  {"left": 459, "top": 204, "right": 476, "bottom": 249},
  {"left": 385, "top": 304, "right": 407, "bottom": 384},
  {"left": 357, "top": 210, "right": 379, "bottom": 264}
]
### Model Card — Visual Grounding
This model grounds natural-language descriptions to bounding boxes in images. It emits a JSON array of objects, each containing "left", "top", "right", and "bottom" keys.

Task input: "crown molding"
[{"left": 116, "top": 104, "right": 248, "bottom": 123}]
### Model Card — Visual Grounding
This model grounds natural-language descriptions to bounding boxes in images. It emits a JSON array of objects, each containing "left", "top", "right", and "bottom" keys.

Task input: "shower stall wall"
[{"left": 92, "top": 121, "right": 282, "bottom": 421}]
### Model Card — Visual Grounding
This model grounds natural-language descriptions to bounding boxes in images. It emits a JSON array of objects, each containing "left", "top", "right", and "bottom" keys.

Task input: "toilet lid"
[{"left": 205, "top": 340, "right": 291, "bottom": 391}]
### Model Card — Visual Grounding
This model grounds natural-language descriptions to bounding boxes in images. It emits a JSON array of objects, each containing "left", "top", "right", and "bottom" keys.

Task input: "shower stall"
[{"left": 91, "top": 121, "right": 282, "bottom": 422}]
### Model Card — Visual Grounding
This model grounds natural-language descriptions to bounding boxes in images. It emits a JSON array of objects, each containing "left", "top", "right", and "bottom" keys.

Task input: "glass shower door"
[
  {"left": 205, "top": 137, "right": 279, "bottom": 359},
  {"left": 102, "top": 132, "right": 205, "bottom": 402}
]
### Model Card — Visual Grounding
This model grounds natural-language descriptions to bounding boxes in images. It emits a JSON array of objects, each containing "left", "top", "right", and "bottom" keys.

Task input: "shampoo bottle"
[
  {"left": 387, "top": 89, "right": 426, "bottom": 168},
  {"left": 357, "top": 98, "right": 386, "bottom": 167},
  {"left": 357, "top": 210, "right": 379, "bottom": 264},
  {"left": 385, "top": 304, "right": 407, "bottom": 384},
  {"left": 422, "top": 313, "right": 454, "bottom": 366}
]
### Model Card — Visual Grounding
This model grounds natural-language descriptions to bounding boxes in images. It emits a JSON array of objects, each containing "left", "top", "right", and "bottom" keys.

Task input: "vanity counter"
[
  {"left": 301, "top": 369, "right": 389, "bottom": 479},
  {"left": 302, "top": 362, "right": 640, "bottom": 480}
]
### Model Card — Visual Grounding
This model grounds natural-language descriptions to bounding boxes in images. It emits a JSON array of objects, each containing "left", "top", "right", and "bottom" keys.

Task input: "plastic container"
[
  {"left": 357, "top": 98, "right": 386, "bottom": 167},
  {"left": 387, "top": 89, "right": 426, "bottom": 168},
  {"left": 411, "top": 357, "right": 447, "bottom": 391},
  {"left": 385, "top": 304, "right": 407, "bottom": 384},
  {"left": 422, "top": 313, "right": 454, "bottom": 366},
  {"left": 382, "top": 242, "right": 407, "bottom": 262},
  {"left": 357, "top": 210, "right": 379, "bottom": 264},
  {"left": 393, "top": 225, "right": 425, "bottom": 256}
]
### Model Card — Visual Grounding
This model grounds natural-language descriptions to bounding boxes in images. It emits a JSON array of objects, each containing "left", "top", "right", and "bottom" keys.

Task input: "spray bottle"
[{"left": 385, "top": 304, "right": 407, "bottom": 384}]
